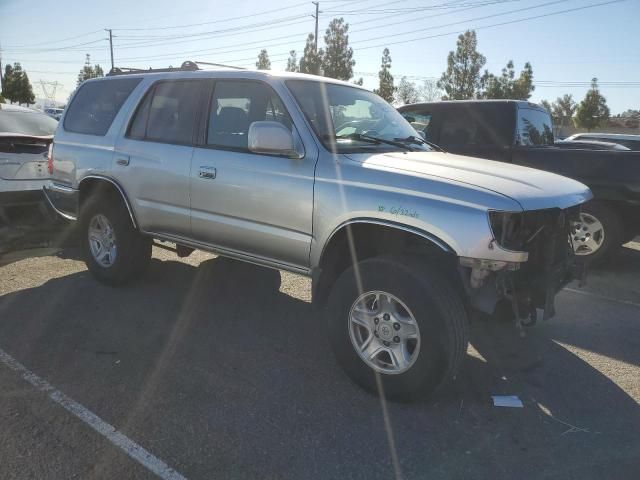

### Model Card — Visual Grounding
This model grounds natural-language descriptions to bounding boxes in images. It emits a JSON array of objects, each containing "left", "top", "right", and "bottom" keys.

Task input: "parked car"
[
  {"left": 398, "top": 100, "right": 640, "bottom": 263},
  {"left": 45, "top": 67, "right": 591, "bottom": 401},
  {"left": 44, "top": 107, "right": 65, "bottom": 121},
  {"left": 564, "top": 132, "right": 640, "bottom": 150},
  {"left": 0, "top": 104, "right": 69, "bottom": 264},
  {"left": 554, "top": 139, "right": 630, "bottom": 151}
]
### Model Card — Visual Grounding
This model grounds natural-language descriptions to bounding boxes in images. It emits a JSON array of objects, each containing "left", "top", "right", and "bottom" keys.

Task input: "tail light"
[{"left": 47, "top": 143, "right": 54, "bottom": 175}]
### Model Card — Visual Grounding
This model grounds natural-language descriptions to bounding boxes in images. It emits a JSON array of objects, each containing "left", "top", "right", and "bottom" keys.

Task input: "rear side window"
[
  {"left": 207, "top": 81, "right": 292, "bottom": 150},
  {"left": 64, "top": 78, "right": 141, "bottom": 135},
  {"left": 517, "top": 108, "right": 554, "bottom": 146},
  {"left": 439, "top": 104, "right": 513, "bottom": 149},
  {"left": 128, "top": 80, "right": 204, "bottom": 145},
  {"left": 401, "top": 111, "right": 432, "bottom": 141}
]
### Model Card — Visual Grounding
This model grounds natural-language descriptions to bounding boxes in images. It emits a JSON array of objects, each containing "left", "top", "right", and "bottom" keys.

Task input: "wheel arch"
[
  {"left": 312, "top": 219, "right": 462, "bottom": 308},
  {"left": 78, "top": 175, "right": 138, "bottom": 229}
]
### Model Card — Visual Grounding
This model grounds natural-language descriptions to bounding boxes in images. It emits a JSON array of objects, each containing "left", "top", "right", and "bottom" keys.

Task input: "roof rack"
[
  {"left": 195, "top": 61, "right": 246, "bottom": 70},
  {"left": 107, "top": 61, "right": 199, "bottom": 76}
]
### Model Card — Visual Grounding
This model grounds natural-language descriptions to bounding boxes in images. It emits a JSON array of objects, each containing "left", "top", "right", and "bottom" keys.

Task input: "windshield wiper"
[
  {"left": 324, "top": 133, "right": 412, "bottom": 150},
  {"left": 393, "top": 135, "right": 444, "bottom": 152}
]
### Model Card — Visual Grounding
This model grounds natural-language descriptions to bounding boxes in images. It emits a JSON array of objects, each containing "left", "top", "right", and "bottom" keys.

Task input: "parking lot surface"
[{"left": 1, "top": 242, "right": 639, "bottom": 479}]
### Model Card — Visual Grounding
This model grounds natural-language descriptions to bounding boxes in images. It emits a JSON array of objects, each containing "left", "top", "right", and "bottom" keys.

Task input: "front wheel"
[
  {"left": 326, "top": 256, "right": 469, "bottom": 401},
  {"left": 572, "top": 201, "right": 622, "bottom": 264},
  {"left": 80, "top": 195, "right": 151, "bottom": 286}
]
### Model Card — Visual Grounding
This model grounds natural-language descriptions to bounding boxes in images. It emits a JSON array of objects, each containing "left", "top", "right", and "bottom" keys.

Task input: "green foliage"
[
  {"left": 285, "top": 50, "right": 298, "bottom": 72},
  {"left": 0, "top": 95, "right": 4, "bottom": 104},
  {"left": 299, "top": 34, "right": 323, "bottom": 75},
  {"left": 539, "top": 99, "right": 552, "bottom": 113},
  {"left": 551, "top": 94, "right": 576, "bottom": 127},
  {"left": 256, "top": 49, "right": 271, "bottom": 70},
  {"left": 1, "top": 63, "right": 35, "bottom": 105},
  {"left": 575, "top": 78, "right": 610, "bottom": 131},
  {"left": 480, "top": 60, "right": 534, "bottom": 100},
  {"left": 438, "top": 30, "right": 486, "bottom": 100},
  {"left": 77, "top": 54, "right": 104, "bottom": 86},
  {"left": 373, "top": 48, "right": 394, "bottom": 103},
  {"left": 321, "top": 18, "right": 355, "bottom": 80},
  {"left": 395, "top": 77, "right": 420, "bottom": 105}
]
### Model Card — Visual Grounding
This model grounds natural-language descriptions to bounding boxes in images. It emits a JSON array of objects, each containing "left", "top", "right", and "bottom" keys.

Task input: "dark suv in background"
[{"left": 399, "top": 100, "right": 640, "bottom": 263}]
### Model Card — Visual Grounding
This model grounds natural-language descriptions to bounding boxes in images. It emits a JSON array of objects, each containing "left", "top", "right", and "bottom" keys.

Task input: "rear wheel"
[
  {"left": 572, "top": 201, "right": 622, "bottom": 264},
  {"left": 326, "top": 256, "right": 469, "bottom": 401},
  {"left": 80, "top": 195, "right": 151, "bottom": 285}
]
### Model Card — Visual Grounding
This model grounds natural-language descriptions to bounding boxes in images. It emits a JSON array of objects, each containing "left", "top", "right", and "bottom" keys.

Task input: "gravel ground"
[{"left": 0, "top": 242, "right": 638, "bottom": 480}]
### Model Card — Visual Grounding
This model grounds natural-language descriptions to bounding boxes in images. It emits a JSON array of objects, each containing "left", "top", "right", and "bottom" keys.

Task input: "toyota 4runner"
[{"left": 44, "top": 64, "right": 592, "bottom": 401}]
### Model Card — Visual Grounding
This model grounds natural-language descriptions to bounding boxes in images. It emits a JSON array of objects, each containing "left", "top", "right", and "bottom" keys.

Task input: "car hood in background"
[{"left": 345, "top": 151, "right": 592, "bottom": 211}]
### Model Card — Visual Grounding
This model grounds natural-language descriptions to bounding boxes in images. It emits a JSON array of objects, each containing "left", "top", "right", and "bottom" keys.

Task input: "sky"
[{"left": 1, "top": 0, "right": 638, "bottom": 113}]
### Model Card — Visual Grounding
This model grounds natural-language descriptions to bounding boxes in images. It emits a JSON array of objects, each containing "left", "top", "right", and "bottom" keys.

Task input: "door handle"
[
  {"left": 198, "top": 166, "right": 216, "bottom": 179},
  {"left": 116, "top": 156, "right": 130, "bottom": 166}
]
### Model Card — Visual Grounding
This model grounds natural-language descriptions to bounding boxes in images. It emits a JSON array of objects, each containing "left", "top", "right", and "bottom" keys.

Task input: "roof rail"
[
  {"left": 106, "top": 60, "right": 199, "bottom": 76},
  {"left": 195, "top": 61, "right": 246, "bottom": 70}
]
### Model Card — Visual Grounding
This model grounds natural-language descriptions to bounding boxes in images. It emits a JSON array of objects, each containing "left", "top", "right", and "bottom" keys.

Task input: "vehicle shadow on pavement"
[{"left": 0, "top": 255, "right": 639, "bottom": 480}]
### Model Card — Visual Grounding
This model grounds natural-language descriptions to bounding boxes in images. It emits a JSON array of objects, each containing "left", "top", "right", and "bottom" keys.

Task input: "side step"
[{"left": 152, "top": 240, "right": 195, "bottom": 258}]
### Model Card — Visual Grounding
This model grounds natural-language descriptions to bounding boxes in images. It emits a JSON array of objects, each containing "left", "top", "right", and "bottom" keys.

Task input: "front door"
[{"left": 190, "top": 80, "right": 315, "bottom": 269}]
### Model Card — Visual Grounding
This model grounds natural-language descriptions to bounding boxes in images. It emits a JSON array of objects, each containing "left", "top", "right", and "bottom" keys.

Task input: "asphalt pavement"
[{"left": 0, "top": 242, "right": 639, "bottom": 479}]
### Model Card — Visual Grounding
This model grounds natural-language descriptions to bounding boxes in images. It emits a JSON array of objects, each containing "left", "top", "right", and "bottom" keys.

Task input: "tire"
[
  {"left": 325, "top": 255, "right": 469, "bottom": 402},
  {"left": 80, "top": 194, "right": 151, "bottom": 286},
  {"left": 573, "top": 201, "right": 623, "bottom": 265}
]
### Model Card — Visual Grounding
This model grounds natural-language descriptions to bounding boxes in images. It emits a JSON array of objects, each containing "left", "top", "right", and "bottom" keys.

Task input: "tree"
[
  {"left": 285, "top": 50, "right": 298, "bottom": 72},
  {"left": 299, "top": 34, "right": 323, "bottom": 75},
  {"left": 438, "top": 30, "right": 486, "bottom": 100},
  {"left": 480, "top": 60, "right": 534, "bottom": 100},
  {"left": 353, "top": 77, "right": 363, "bottom": 86},
  {"left": 321, "top": 17, "right": 355, "bottom": 80},
  {"left": 1, "top": 63, "right": 35, "bottom": 105},
  {"left": 77, "top": 54, "right": 104, "bottom": 86},
  {"left": 256, "top": 49, "right": 271, "bottom": 70},
  {"left": 551, "top": 94, "right": 576, "bottom": 128},
  {"left": 19, "top": 71, "right": 35, "bottom": 106},
  {"left": 574, "top": 78, "right": 610, "bottom": 131},
  {"left": 395, "top": 77, "right": 420, "bottom": 105},
  {"left": 373, "top": 48, "right": 394, "bottom": 103},
  {"left": 418, "top": 79, "right": 443, "bottom": 102},
  {"left": 540, "top": 100, "right": 552, "bottom": 113}
]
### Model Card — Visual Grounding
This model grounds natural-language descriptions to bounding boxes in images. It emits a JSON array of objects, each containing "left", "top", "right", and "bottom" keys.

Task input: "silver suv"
[{"left": 44, "top": 66, "right": 591, "bottom": 401}]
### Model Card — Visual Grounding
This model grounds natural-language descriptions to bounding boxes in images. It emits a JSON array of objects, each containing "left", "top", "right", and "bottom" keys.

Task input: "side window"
[
  {"left": 207, "top": 81, "right": 292, "bottom": 150},
  {"left": 128, "top": 89, "right": 152, "bottom": 139},
  {"left": 144, "top": 81, "right": 203, "bottom": 144},
  {"left": 64, "top": 78, "right": 141, "bottom": 135},
  {"left": 440, "top": 113, "right": 479, "bottom": 147},
  {"left": 517, "top": 108, "right": 554, "bottom": 146}
]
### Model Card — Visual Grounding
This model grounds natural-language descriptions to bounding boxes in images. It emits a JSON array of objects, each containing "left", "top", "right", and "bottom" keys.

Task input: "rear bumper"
[{"left": 43, "top": 182, "right": 79, "bottom": 221}]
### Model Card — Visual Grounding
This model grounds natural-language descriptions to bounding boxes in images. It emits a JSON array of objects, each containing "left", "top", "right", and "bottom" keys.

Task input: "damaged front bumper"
[{"left": 461, "top": 205, "right": 584, "bottom": 326}]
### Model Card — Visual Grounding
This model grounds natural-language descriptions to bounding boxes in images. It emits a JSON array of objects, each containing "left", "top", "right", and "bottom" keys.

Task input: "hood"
[{"left": 345, "top": 151, "right": 592, "bottom": 211}]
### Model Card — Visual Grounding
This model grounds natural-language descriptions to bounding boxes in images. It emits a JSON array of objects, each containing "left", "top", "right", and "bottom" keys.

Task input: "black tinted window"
[
  {"left": 401, "top": 111, "right": 432, "bottom": 141},
  {"left": 128, "top": 90, "right": 152, "bottom": 139},
  {"left": 518, "top": 108, "right": 554, "bottom": 146},
  {"left": 64, "top": 78, "right": 141, "bottom": 135},
  {"left": 439, "top": 104, "right": 513, "bottom": 148},
  {"left": 207, "top": 81, "right": 292, "bottom": 150},
  {"left": 145, "top": 81, "right": 203, "bottom": 144}
]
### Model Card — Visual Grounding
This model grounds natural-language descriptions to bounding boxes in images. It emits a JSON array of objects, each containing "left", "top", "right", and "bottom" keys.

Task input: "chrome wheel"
[
  {"left": 88, "top": 214, "right": 117, "bottom": 267},
  {"left": 349, "top": 291, "right": 421, "bottom": 375},
  {"left": 572, "top": 212, "right": 605, "bottom": 256}
]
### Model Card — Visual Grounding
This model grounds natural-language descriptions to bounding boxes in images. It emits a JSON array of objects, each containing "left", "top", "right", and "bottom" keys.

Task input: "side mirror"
[{"left": 248, "top": 121, "right": 303, "bottom": 159}]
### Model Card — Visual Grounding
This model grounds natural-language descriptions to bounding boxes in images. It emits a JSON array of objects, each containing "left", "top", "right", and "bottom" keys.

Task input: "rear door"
[
  {"left": 113, "top": 79, "right": 208, "bottom": 237},
  {"left": 189, "top": 79, "right": 315, "bottom": 269},
  {"left": 436, "top": 103, "right": 514, "bottom": 162}
]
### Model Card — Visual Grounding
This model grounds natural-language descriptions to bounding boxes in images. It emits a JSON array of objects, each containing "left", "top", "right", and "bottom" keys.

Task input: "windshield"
[
  {"left": 0, "top": 110, "right": 58, "bottom": 136},
  {"left": 286, "top": 80, "right": 430, "bottom": 153}
]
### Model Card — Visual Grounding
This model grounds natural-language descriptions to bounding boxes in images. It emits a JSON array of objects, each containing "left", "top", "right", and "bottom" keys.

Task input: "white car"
[
  {"left": 0, "top": 104, "right": 66, "bottom": 264},
  {"left": 565, "top": 133, "right": 640, "bottom": 150}
]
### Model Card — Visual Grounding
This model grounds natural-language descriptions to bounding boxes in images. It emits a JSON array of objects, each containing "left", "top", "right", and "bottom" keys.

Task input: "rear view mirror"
[{"left": 248, "top": 121, "right": 303, "bottom": 159}]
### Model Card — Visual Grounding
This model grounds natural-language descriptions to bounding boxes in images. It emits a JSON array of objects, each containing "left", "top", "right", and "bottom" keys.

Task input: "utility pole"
[
  {"left": 312, "top": 2, "right": 319, "bottom": 53},
  {"left": 106, "top": 29, "right": 114, "bottom": 70}
]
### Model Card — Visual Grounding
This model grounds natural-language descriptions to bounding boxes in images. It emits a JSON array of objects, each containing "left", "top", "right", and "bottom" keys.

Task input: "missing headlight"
[{"left": 488, "top": 211, "right": 526, "bottom": 250}]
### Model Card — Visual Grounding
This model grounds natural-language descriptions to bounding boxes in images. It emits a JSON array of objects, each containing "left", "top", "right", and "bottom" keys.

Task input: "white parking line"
[
  {"left": 563, "top": 287, "right": 640, "bottom": 309},
  {"left": 0, "top": 348, "right": 187, "bottom": 480}
]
